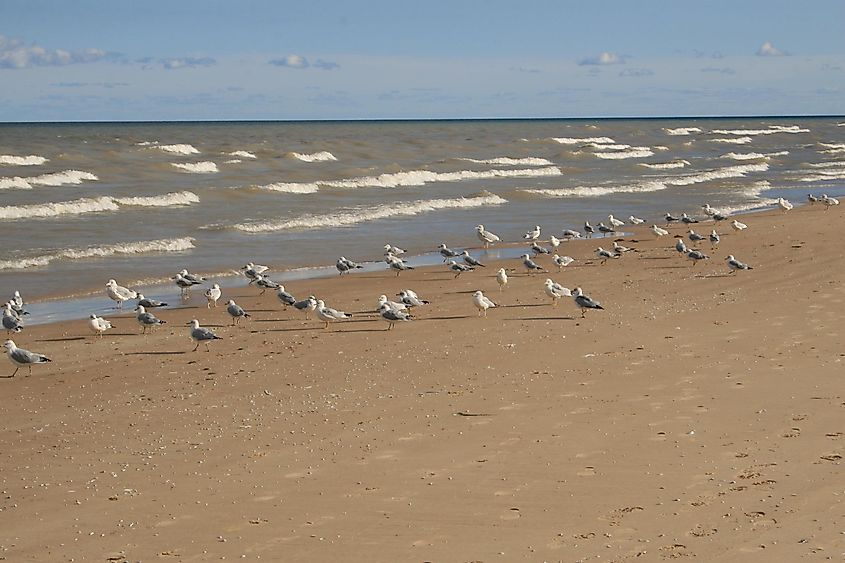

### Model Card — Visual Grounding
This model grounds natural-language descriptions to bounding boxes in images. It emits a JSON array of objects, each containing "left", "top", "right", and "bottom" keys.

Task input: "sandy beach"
[{"left": 1, "top": 203, "right": 843, "bottom": 562}]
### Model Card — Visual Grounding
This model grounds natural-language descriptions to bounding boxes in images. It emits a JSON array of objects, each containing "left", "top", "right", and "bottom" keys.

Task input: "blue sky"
[{"left": 1, "top": 0, "right": 843, "bottom": 121}]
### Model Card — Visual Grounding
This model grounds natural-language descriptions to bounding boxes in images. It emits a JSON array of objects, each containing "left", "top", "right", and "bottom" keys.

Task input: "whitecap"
[
  {"left": 214, "top": 194, "right": 508, "bottom": 233},
  {"left": 0, "top": 191, "right": 199, "bottom": 220},
  {"left": 638, "top": 160, "right": 690, "bottom": 170},
  {"left": 796, "top": 168, "right": 845, "bottom": 182},
  {"left": 665, "top": 163, "right": 768, "bottom": 186},
  {"left": 664, "top": 127, "right": 702, "bottom": 136},
  {"left": 551, "top": 136, "right": 616, "bottom": 144},
  {"left": 0, "top": 237, "right": 196, "bottom": 270},
  {"left": 711, "top": 125, "right": 809, "bottom": 136},
  {"left": 289, "top": 151, "right": 338, "bottom": 162},
  {"left": 709, "top": 137, "right": 753, "bottom": 144},
  {"left": 0, "top": 170, "right": 98, "bottom": 190},
  {"left": 720, "top": 151, "right": 789, "bottom": 161},
  {"left": 113, "top": 191, "right": 200, "bottom": 207},
  {"left": 172, "top": 161, "right": 219, "bottom": 173},
  {"left": 593, "top": 148, "right": 654, "bottom": 159},
  {"left": 156, "top": 144, "right": 200, "bottom": 155},
  {"left": 254, "top": 182, "right": 321, "bottom": 194},
  {"left": 228, "top": 150, "right": 257, "bottom": 159},
  {"left": 0, "top": 155, "right": 49, "bottom": 166},
  {"left": 806, "top": 161, "right": 845, "bottom": 168},
  {"left": 457, "top": 157, "right": 553, "bottom": 166},
  {"left": 522, "top": 180, "right": 668, "bottom": 198}
]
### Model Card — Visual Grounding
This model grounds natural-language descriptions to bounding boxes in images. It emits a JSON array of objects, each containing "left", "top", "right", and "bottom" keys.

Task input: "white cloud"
[
  {"left": 757, "top": 41, "right": 787, "bottom": 57},
  {"left": 0, "top": 34, "right": 107, "bottom": 69},
  {"left": 161, "top": 57, "right": 216, "bottom": 70},
  {"left": 270, "top": 54, "right": 310, "bottom": 69},
  {"left": 578, "top": 52, "right": 625, "bottom": 66}
]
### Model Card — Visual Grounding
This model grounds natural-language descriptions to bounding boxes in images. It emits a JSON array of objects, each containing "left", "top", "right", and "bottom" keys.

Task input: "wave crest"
[
  {"left": 0, "top": 169, "right": 98, "bottom": 190},
  {"left": 0, "top": 237, "right": 196, "bottom": 270},
  {"left": 0, "top": 155, "right": 49, "bottom": 166},
  {"left": 522, "top": 180, "right": 668, "bottom": 198},
  {"left": 664, "top": 127, "right": 702, "bottom": 135},
  {"left": 709, "top": 137, "right": 752, "bottom": 144},
  {"left": 458, "top": 157, "right": 553, "bottom": 166},
  {"left": 0, "top": 191, "right": 199, "bottom": 220},
  {"left": 552, "top": 136, "right": 615, "bottom": 145},
  {"left": 172, "top": 161, "right": 219, "bottom": 173},
  {"left": 156, "top": 144, "right": 200, "bottom": 155},
  {"left": 639, "top": 160, "right": 690, "bottom": 170},
  {"left": 712, "top": 125, "right": 809, "bottom": 136},
  {"left": 288, "top": 151, "right": 338, "bottom": 162},
  {"left": 593, "top": 148, "right": 654, "bottom": 160},
  {"left": 721, "top": 151, "right": 789, "bottom": 161},
  {"left": 228, "top": 150, "right": 257, "bottom": 159}
]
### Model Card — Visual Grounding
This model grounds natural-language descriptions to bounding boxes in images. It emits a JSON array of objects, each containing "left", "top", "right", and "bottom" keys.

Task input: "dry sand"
[{"left": 1, "top": 204, "right": 843, "bottom": 562}]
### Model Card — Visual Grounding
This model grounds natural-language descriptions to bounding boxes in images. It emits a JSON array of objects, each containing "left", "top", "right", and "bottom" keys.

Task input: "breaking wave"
[
  {"left": 0, "top": 237, "right": 196, "bottom": 270},
  {"left": 796, "top": 168, "right": 845, "bottom": 182},
  {"left": 212, "top": 194, "right": 509, "bottom": 233},
  {"left": 551, "top": 136, "right": 615, "bottom": 144},
  {"left": 0, "top": 170, "right": 98, "bottom": 190},
  {"left": 458, "top": 157, "right": 553, "bottom": 166},
  {"left": 228, "top": 150, "right": 257, "bottom": 159},
  {"left": 720, "top": 151, "right": 789, "bottom": 161},
  {"left": 0, "top": 155, "right": 49, "bottom": 166},
  {"left": 709, "top": 137, "right": 753, "bottom": 145},
  {"left": 593, "top": 147, "right": 654, "bottom": 159},
  {"left": 665, "top": 163, "right": 769, "bottom": 186},
  {"left": 0, "top": 191, "right": 199, "bottom": 220},
  {"left": 711, "top": 125, "right": 809, "bottom": 136},
  {"left": 288, "top": 151, "right": 338, "bottom": 162},
  {"left": 522, "top": 180, "right": 668, "bottom": 198},
  {"left": 664, "top": 127, "right": 702, "bottom": 136},
  {"left": 154, "top": 144, "right": 200, "bottom": 155},
  {"left": 172, "top": 161, "right": 219, "bottom": 173},
  {"left": 639, "top": 160, "right": 690, "bottom": 170}
]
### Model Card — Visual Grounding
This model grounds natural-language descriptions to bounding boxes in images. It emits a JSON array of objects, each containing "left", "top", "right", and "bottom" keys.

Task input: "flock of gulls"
[{"left": 2, "top": 193, "right": 837, "bottom": 377}]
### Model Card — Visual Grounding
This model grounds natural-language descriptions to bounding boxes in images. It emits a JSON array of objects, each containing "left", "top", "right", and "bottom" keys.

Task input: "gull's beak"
[{"left": 185, "top": 322, "right": 193, "bottom": 326}]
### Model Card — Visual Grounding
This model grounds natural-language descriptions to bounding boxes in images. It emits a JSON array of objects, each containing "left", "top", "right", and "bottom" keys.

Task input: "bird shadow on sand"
[
  {"left": 35, "top": 336, "right": 87, "bottom": 342},
  {"left": 696, "top": 273, "right": 736, "bottom": 278},
  {"left": 501, "top": 303, "right": 545, "bottom": 308},
  {"left": 422, "top": 315, "right": 470, "bottom": 321},
  {"left": 125, "top": 350, "right": 187, "bottom": 356},
  {"left": 332, "top": 327, "right": 389, "bottom": 334},
  {"left": 250, "top": 326, "right": 323, "bottom": 333},
  {"left": 506, "top": 316, "right": 576, "bottom": 321}
]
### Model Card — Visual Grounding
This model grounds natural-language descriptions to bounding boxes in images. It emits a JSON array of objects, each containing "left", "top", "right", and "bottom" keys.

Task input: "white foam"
[
  {"left": 0, "top": 155, "right": 49, "bottom": 166},
  {"left": 720, "top": 151, "right": 789, "bottom": 161},
  {"left": 0, "top": 170, "right": 98, "bottom": 190},
  {"left": 711, "top": 125, "right": 809, "bottom": 136},
  {"left": 665, "top": 163, "right": 769, "bottom": 186},
  {"left": 819, "top": 142, "right": 845, "bottom": 149},
  {"left": 709, "top": 137, "right": 753, "bottom": 144},
  {"left": 584, "top": 143, "right": 631, "bottom": 150},
  {"left": 289, "top": 151, "right": 338, "bottom": 162},
  {"left": 820, "top": 148, "right": 845, "bottom": 155},
  {"left": 156, "top": 144, "right": 200, "bottom": 155},
  {"left": 458, "top": 157, "right": 554, "bottom": 166},
  {"left": 0, "top": 191, "right": 199, "bottom": 220},
  {"left": 806, "top": 160, "right": 845, "bottom": 168},
  {"left": 522, "top": 180, "right": 668, "bottom": 198},
  {"left": 219, "top": 194, "right": 508, "bottom": 233},
  {"left": 224, "top": 159, "right": 242, "bottom": 164},
  {"left": 552, "top": 136, "right": 616, "bottom": 144},
  {"left": 254, "top": 182, "right": 321, "bottom": 194},
  {"left": 0, "top": 237, "right": 196, "bottom": 270},
  {"left": 172, "top": 161, "right": 219, "bottom": 173},
  {"left": 796, "top": 168, "right": 845, "bottom": 182},
  {"left": 664, "top": 127, "right": 702, "bottom": 136},
  {"left": 228, "top": 150, "right": 257, "bottom": 159},
  {"left": 593, "top": 147, "right": 654, "bottom": 159},
  {"left": 638, "top": 160, "right": 690, "bottom": 170}
]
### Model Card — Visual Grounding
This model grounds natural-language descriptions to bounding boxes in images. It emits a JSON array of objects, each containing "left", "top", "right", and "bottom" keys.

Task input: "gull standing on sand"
[
  {"left": 106, "top": 279, "right": 137, "bottom": 309},
  {"left": 651, "top": 225, "right": 669, "bottom": 237},
  {"left": 544, "top": 279, "right": 571, "bottom": 306},
  {"left": 276, "top": 285, "right": 296, "bottom": 308},
  {"left": 726, "top": 255, "right": 753, "bottom": 273},
  {"left": 731, "top": 219, "right": 748, "bottom": 232},
  {"left": 242, "top": 262, "right": 269, "bottom": 275},
  {"left": 521, "top": 253, "right": 545, "bottom": 274},
  {"left": 549, "top": 235, "right": 561, "bottom": 250},
  {"left": 665, "top": 213, "right": 679, "bottom": 225},
  {"left": 562, "top": 229, "right": 582, "bottom": 239},
  {"left": 135, "top": 305, "right": 166, "bottom": 334},
  {"left": 475, "top": 225, "right": 500, "bottom": 248},
  {"left": 88, "top": 314, "right": 113, "bottom": 337},
  {"left": 496, "top": 268, "right": 508, "bottom": 291},
  {"left": 573, "top": 287, "right": 604, "bottom": 318},
  {"left": 822, "top": 194, "right": 840, "bottom": 209},
  {"left": 608, "top": 215, "right": 625, "bottom": 229},
  {"left": 10, "top": 291, "right": 27, "bottom": 317},
  {"left": 584, "top": 221, "right": 595, "bottom": 238},
  {"left": 472, "top": 290, "right": 497, "bottom": 317},
  {"left": 137, "top": 294, "right": 168, "bottom": 308},
  {"left": 378, "top": 294, "right": 407, "bottom": 312},
  {"left": 687, "top": 230, "right": 706, "bottom": 243},
  {"left": 597, "top": 222, "right": 615, "bottom": 237},
  {"left": 384, "top": 244, "right": 406, "bottom": 256},
  {"left": 448, "top": 260, "right": 474, "bottom": 278},
  {"left": 3, "top": 340, "right": 51, "bottom": 377},
  {"left": 675, "top": 239, "right": 688, "bottom": 254},
  {"left": 379, "top": 303, "right": 411, "bottom": 329},
  {"left": 386, "top": 253, "right": 413, "bottom": 276},
  {"left": 205, "top": 284, "right": 222, "bottom": 308},
  {"left": 531, "top": 242, "right": 551, "bottom": 255},
  {"left": 397, "top": 289, "right": 429, "bottom": 308},
  {"left": 681, "top": 213, "right": 698, "bottom": 224},
  {"left": 174, "top": 273, "right": 201, "bottom": 296},
  {"left": 336, "top": 256, "right": 363, "bottom": 275},
  {"left": 294, "top": 295, "right": 318, "bottom": 318},
  {"left": 315, "top": 300, "right": 352, "bottom": 329},
  {"left": 3, "top": 304, "right": 23, "bottom": 334},
  {"left": 438, "top": 243, "right": 460, "bottom": 262},
  {"left": 612, "top": 241, "right": 633, "bottom": 254},
  {"left": 776, "top": 197, "right": 794, "bottom": 212},
  {"left": 461, "top": 250, "right": 486, "bottom": 268},
  {"left": 254, "top": 274, "right": 281, "bottom": 294},
  {"left": 187, "top": 319, "right": 221, "bottom": 352},
  {"left": 523, "top": 225, "right": 541, "bottom": 241},
  {"left": 553, "top": 254, "right": 574, "bottom": 270},
  {"left": 226, "top": 299, "right": 251, "bottom": 325},
  {"left": 628, "top": 216, "right": 645, "bottom": 225},
  {"left": 702, "top": 203, "right": 717, "bottom": 217},
  {"left": 687, "top": 250, "right": 709, "bottom": 265},
  {"left": 709, "top": 230, "right": 720, "bottom": 247},
  {"left": 596, "top": 247, "right": 619, "bottom": 264},
  {"left": 178, "top": 269, "right": 205, "bottom": 284}
]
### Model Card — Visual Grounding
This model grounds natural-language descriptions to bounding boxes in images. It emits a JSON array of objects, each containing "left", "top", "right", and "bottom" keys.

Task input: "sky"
[{"left": 1, "top": 0, "right": 843, "bottom": 121}]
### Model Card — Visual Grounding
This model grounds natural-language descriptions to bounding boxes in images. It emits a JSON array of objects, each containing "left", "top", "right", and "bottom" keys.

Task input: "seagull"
[
  {"left": 336, "top": 256, "right": 363, "bottom": 275},
  {"left": 776, "top": 197, "right": 793, "bottom": 212},
  {"left": 254, "top": 274, "right": 281, "bottom": 294},
  {"left": 612, "top": 241, "right": 634, "bottom": 254},
  {"left": 573, "top": 287, "right": 604, "bottom": 318},
  {"left": 822, "top": 194, "right": 840, "bottom": 209},
  {"left": 3, "top": 304, "right": 23, "bottom": 334},
  {"left": 652, "top": 224, "right": 669, "bottom": 237},
  {"left": 681, "top": 213, "right": 698, "bottom": 224},
  {"left": 475, "top": 224, "right": 500, "bottom": 248},
  {"left": 105, "top": 279, "right": 137, "bottom": 309},
  {"left": 584, "top": 221, "right": 595, "bottom": 238},
  {"left": 178, "top": 269, "right": 205, "bottom": 284},
  {"left": 438, "top": 243, "right": 460, "bottom": 262},
  {"left": 9, "top": 291, "right": 27, "bottom": 317},
  {"left": 726, "top": 255, "right": 753, "bottom": 273},
  {"left": 205, "top": 284, "right": 222, "bottom": 308},
  {"left": 549, "top": 235, "right": 561, "bottom": 250},
  {"left": 378, "top": 295, "right": 407, "bottom": 312},
  {"left": 562, "top": 229, "right": 582, "bottom": 239},
  {"left": 597, "top": 223, "right": 615, "bottom": 237},
  {"left": 293, "top": 295, "right": 318, "bottom": 318},
  {"left": 553, "top": 254, "right": 574, "bottom": 270},
  {"left": 135, "top": 305, "right": 166, "bottom": 334},
  {"left": 596, "top": 247, "right": 619, "bottom": 264},
  {"left": 807, "top": 194, "right": 819, "bottom": 204},
  {"left": 687, "top": 229, "right": 706, "bottom": 243},
  {"left": 448, "top": 260, "right": 474, "bottom": 278},
  {"left": 709, "top": 230, "right": 720, "bottom": 247},
  {"left": 521, "top": 253, "right": 545, "bottom": 274},
  {"left": 628, "top": 216, "right": 645, "bottom": 225},
  {"left": 383, "top": 244, "right": 406, "bottom": 256},
  {"left": 276, "top": 285, "right": 296, "bottom": 308},
  {"left": 687, "top": 250, "right": 709, "bottom": 265},
  {"left": 88, "top": 314, "right": 113, "bottom": 337},
  {"left": 226, "top": 299, "right": 250, "bottom": 325},
  {"left": 608, "top": 215, "right": 625, "bottom": 228},
  {"left": 3, "top": 339, "right": 51, "bottom": 377},
  {"left": 731, "top": 219, "right": 748, "bottom": 232},
  {"left": 496, "top": 268, "right": 508, "bottom": 291},
  {"left": 675, "top": 239, "right": 688, "bottom": 254},
  {"left": 379, "top": 303, "right": 411, "bottom": 329},
  {"left": 315, "top": 300, "right": 352, "bottom": 329},
  {"left": 523, "top": 225, "right": 541, "bottom": 240},
  {"left": 713, "top": 212, "right": 729, "bottom": 221},
  {"left": 397, "top": 289, "right": 429, "bottom": 308},
  {"left": 531, "top": 242, "right": 551, "bottom": 255},
  {"left": 665, "top": 213, "right": 679, "bottom": 225},
  {"left": 461, "top": 250, "right": 486, "bottom": 267},
  {"left": 241, "top": 262, "right": 269, "bottom": 275},
  {"left": 544, "top": 278, "right": 571, "bottom": 306},
  {"left": 137, "top": 294, "right": 168, "bottom": 308},
  {"left": 472, "top": 290, "right": 497, "bottom": 317},
  {"left": 174, "top": 273, "right": 201, "bottom": 295},
  {"left": 386, "top": 253, "right": 414, "bottom": 276},
  {"left": 187, "top": 319, "right": 221, "bottom": 352},
  {"left": 701, "top": 204, "right": 717, "bottom": 217}
]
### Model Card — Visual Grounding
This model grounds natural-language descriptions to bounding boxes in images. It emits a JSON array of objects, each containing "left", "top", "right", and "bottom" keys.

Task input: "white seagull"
[
  {"left": 187, "top": 319, "right": 222, "bottom": 352},
  {"left": 544, "top": 278, "right": 571, "bottom": 306},
  {"left": 378, "top": 294, "right": 407, "bottom": 312},
  {"left": 776, "top": 197, "right": 793, "bottom": 212},
  {"left": 573, "top": 287, "right": 604, "bottom": 318},
  {"left": 608, "top": 215, "right": 625, "bottom": 228},
  {"left": 205, "top": 284, "right": 222, "bottom": 308},
  {"left": 315, "top": 300, "right": 352, "bottom": 329},
  {"left": 105, "top": 279, "right": 137, "bottom": 309},
  {"left": 521, "top": 253, "right": 545, "bottom": 274},
  {"left": 472, "top": 290, "right": 497, "bottom": 317},
  {"left": 553, "top": 254, "right": 575, "bottom": 270},
  {"left": 475, "top": 224, "right": 501, "bottom": 248},
  {"left": 731, "top": 219, "right": 748, "bottom": 232},
  {"left": 397, "top": 289, "right": 429, "bottom": 308},
  {"left": 523, "top": 225, "right": 541, "bottom": 241},
  {"left": 135, "top": 305, "right": 166, "bottom": 333},
  {"left": 4, "top": 339, "right": 51, "bottom": 377},
  {"left": 628, "top": 216, "right": 646, "bottom": 225},
  {"left": 651, "top": 224, "right": 669, "bottom": 237},
  {"left": 496, "top": 268, "right": 508, "bottom": 291},
  {"left": 822, "top": 194, "right": 840, "bottom": 209},
  {"left": 726, "top": 254, "right": 753, "bottom": 273},
  {"left": 88, "top": 314, "right": 113, "bottom": 337},
  {"left": 383, "top": 244, "right": 406, "bottom": 256}
]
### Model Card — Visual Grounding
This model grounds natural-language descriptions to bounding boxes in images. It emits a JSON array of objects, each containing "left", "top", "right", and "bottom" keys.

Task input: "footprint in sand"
[{"left": 500, "top": 507, "right": 521, "bottom": 520}]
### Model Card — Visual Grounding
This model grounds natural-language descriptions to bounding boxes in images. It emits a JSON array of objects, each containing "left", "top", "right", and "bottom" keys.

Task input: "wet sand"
[{"left": 1, "top": 204, "right": 843, "bottom": 562}]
